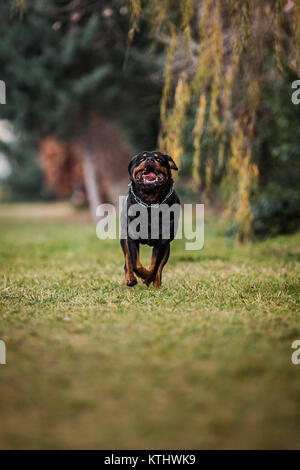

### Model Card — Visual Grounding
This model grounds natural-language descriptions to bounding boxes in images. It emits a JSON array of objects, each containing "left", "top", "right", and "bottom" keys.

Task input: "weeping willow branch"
[{"left": 129, "top": 0, "right": 300, "bottom": 242}]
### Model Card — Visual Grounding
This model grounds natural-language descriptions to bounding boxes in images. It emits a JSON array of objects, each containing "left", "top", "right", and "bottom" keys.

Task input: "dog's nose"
[{"left": 147, "top": 156, "right": 155, "bottom": 165}]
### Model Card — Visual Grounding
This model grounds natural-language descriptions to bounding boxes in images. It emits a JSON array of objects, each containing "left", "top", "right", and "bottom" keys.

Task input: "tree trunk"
[{"left": 82, "top": 142, "right": 102, "bottom": 222}]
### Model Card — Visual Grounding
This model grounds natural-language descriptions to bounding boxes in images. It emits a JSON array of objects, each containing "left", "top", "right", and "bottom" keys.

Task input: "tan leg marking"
[{"left": 153, "top": 250, "right": 169, "bottom": 289}]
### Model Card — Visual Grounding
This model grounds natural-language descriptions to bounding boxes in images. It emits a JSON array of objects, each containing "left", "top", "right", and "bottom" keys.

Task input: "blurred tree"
[
  {"left": 0, "top": 136, "right": 47, "bottom": 200},
  {"left": 0, "top": 0, "right": 162, "bottom": 212},
  {"left": 251, "top": 69, "right": 300, "bottom": 237}
]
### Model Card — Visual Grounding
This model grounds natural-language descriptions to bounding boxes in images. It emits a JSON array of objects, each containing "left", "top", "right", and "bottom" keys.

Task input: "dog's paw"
[
  {"left": 126, "top": 278, "right": 137, "bottom": 287},
  {"left": 142, "top": 274, "right": 154, "bottom": 287},
  {"left": 153, "top": 279, "right": 161, "bottom": 289}
]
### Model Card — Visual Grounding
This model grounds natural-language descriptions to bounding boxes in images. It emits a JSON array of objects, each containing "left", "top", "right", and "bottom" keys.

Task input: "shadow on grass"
[
  {"left": 283, "top": 252, "right": 300, "bottom": 262},
  {"left": 173, "top": 254, "right": 230, "bottom": 263}
]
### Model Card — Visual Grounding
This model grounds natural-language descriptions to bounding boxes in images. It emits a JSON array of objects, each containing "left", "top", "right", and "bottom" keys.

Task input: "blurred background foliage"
[
  {"left": 0, "top": 0, "right": 162, "bottom": 208},
  {"left": 0, "top": 0, "right": 162, "bottom": 144},
  {"left": 0, "top": 0, "right": 300, "bottom": 239}
]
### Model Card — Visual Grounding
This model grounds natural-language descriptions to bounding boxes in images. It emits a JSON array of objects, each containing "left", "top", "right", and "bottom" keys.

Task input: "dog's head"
[{"left": 128, "top": 151, "right": 178, "bottom": 191}]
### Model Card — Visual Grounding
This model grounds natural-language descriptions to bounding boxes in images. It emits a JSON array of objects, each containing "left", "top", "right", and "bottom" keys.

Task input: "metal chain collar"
[{"left": 129, "top": 183, "right": 174, "bottom": 209}]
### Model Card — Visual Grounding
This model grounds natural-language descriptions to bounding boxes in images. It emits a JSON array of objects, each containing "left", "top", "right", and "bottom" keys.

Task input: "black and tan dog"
[{"left": 121, "top": 150, "right": 180, "bottom": 288}]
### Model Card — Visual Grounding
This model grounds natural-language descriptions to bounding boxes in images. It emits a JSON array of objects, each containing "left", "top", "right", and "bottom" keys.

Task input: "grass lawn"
[{"left": 0, "top": 202, "right": 300, "bottom": 449}]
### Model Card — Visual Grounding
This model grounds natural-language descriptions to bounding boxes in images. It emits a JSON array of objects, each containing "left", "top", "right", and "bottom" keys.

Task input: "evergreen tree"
[{"left": 0, "top": 0, "right": 162, "bottom": 204}]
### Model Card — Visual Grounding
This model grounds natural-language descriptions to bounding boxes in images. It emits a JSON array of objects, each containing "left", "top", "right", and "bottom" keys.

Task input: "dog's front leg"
[
  {"left": 143, "top": 242, "right": 170, "bottom": 288},
  {"left": 127, "top": 239, "right": 151, "bottom": 281},
  {"left": 153, "top": 244, "right": 170, "bottom": 289},
  {"left": 121, "top": 239, "right": 137, "bottom": 287}
]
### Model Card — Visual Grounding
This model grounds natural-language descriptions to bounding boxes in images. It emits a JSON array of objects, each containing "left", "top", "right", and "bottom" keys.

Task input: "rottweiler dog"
[{"left": 121, "top": 150, "right": 180, "bottom": 288}]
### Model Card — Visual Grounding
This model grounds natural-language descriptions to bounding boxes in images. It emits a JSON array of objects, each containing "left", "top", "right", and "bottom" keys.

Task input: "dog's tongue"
[{"left": 143, "top": 172, "right": 156, "bottom": 181}]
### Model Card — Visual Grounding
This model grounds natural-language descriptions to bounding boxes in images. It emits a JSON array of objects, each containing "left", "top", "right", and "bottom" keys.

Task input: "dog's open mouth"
[{"left": 135, "top": 169, "right": 166, "bottom": 185}]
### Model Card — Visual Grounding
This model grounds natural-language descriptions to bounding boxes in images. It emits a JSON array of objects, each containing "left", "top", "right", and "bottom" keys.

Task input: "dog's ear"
[
  {"left": 165, "top": 154, "right": 178, "bottom": 171},
  {"left": 128, "top": 157, "right": 135, "bottom": 177}
]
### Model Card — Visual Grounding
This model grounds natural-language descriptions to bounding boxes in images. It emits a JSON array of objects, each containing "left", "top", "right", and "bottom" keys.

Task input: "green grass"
[{"left": 0, "top": 203, "right": 300, "bottom": 449}]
